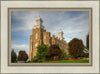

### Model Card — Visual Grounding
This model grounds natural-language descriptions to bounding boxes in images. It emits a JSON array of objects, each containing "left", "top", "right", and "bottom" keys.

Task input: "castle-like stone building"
[{"left": 29, "top": 16, "right": 69, "bottom": 61}]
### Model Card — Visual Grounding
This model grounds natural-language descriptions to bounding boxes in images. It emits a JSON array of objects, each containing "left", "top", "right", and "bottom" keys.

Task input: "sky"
[{"left": 11, "top": 11, "right": 89, "bottom": 56}]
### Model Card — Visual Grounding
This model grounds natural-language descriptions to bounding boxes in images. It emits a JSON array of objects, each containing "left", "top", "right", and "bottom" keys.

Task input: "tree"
[
  {"left": 18, "top": 51, "right": 28, "bottom": 61},
  {"left": 83, "top": 47, "right": 89, "bottom": 58},
  {"left": 31, "top": 44, "right": 48, "bottom": 62},
  {"left": 36, "top": 44, "right": 48, "bottom": 58},
  {"left": 69, "top": 38, "right": 84, "bottom": 58},
  {"left": 60, "top": 48, "right": 67, "bottom": 58},
  {"left": 86, "top": 34, "right": 89, "bottom": 50},
  {"left": 46, "top": 45, "right": 63, "bottom": 60},
  {"left": 11, "top": 49, "right": 17, "bottom": 63},
  {"left": 60, "top": 48, "right": 72, "bottom": 58},
  {"left": 83, "top": 47, "right": 89, "bottom": 53}
]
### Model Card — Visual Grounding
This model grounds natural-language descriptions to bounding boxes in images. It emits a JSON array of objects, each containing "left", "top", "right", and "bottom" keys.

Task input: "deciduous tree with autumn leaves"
[
  {"left": 69, "top": 38, "right": 84, "bottom": 58},
  {"left": 18, "top": 51, "right": 28, "bottom": 62},
  {"left": 46, "top": 45, "right": 63, "bottom": 60}
]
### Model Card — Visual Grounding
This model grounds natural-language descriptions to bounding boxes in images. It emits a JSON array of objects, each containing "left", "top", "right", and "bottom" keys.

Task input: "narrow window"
[{"left": 35, "top": 33, "right": 38, "bottom": 39}]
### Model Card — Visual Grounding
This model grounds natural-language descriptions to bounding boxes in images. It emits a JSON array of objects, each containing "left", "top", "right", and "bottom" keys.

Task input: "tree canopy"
[
  {"left": 36, "top": 44, "right": 48, "bottom": 58},
  {"left": 69, "top": 38, "right": 84, "bottom": 58},
  {"left": 18, "top": 50, "right": 28, "bottom": 61},
  {"left": 60, "top": 48, "right": 67, "bottom": 58},
  {"left": 31, "top": 44, "right": 48, "bottom": 62},
  {"left": 46, "top": 45, "right": 63, "bottom": 60}
]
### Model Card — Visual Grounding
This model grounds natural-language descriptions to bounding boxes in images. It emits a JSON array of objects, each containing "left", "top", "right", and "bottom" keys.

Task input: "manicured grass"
[{"left": 42, "top": 60, "right": 89, "bottom": 63}]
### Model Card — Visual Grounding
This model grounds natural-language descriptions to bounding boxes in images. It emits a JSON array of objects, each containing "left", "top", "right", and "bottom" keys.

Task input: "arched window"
[{"left": 35, "top": 33, "right": 38, "bottom": 39}]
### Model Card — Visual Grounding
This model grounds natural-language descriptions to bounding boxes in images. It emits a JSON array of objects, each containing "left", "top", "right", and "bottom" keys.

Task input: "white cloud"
[
  {"left": 12, "top": 44, "right": 29, "bottom": 50},
  {"left": 12, "top": 12, "right": 39, "bottom": 32}
]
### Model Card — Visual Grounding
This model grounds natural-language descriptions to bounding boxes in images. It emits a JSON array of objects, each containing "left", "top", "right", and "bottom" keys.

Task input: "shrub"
[
  {"left": 66, "top": 54, "right": 72, "bottom": 58},
  {"left": 31, "top": 57, "right": 46, "bottom": 62},
  {"left": 31, "top": 57, "right": 39, "bottom": 62},
  {"left": 84, "top": 53, "right": 89, "bottom": 58}
]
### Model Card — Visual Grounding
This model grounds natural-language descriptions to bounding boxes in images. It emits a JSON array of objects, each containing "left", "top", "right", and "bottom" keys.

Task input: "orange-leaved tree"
[
  {"left": 46, "top": 45, "right": 63, "bottom": 60},
  {"left": 69, "top": 38, "right": 84, "bottom": 58},
  {"left": 18, "top": 50, "right": 28, "bottom": 61}
]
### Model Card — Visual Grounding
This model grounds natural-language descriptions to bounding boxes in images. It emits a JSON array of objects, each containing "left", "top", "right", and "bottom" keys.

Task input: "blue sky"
[{"left": 11, "top": 11, "right": 89, "bottom": 55}]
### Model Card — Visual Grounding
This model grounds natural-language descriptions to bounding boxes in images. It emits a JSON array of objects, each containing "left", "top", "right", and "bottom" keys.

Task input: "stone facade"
[{"left": 29, "top": 16, "right": 69, "bottom": 61}]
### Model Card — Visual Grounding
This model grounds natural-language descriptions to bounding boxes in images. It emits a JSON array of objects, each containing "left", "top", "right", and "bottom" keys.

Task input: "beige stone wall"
[
  {"left": 43, "top": 32, "right": 51, "bottom": 46},
  {"left": 32, "top": 50, "right": 37, "bottom": 58},
  {"left": 51, "top": 35, "right": 56, "bottom": 45},
  {"left": 51, "top": 36, "right": 69, "bottom": 54}
]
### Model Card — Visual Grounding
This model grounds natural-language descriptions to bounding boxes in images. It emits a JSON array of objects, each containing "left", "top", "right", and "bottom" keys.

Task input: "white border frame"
[
  {"left": 1, "top": 1, "right": 99, "bottom": 73},
  {"left": 8, "top": 8, "right": 92, "bottom": 66}
]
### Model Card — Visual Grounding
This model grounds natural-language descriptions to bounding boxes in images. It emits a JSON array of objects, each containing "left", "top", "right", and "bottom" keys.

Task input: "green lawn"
[{"left": 42, "top": 60, "right": 89, "bottom": 63}]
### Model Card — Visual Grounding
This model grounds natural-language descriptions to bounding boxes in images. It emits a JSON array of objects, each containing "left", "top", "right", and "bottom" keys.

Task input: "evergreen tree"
[
  {"left": 86, "top": 34, "right": 89, "bottom": 50},
  {"left": 31, "top": 44, "right": 48, "bottom": 62},
  {"left": 11, "top": 49, "right": 17, "bottom": 63},
  {"left": 36, "top": 44, "right": 48, "bottom": 58}
]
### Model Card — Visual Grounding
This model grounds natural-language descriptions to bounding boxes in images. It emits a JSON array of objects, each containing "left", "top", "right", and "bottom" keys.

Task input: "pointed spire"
[
  {"left": 59, "top": 28, "right": 63, "bottom": 33},
  {"left": 36, "top": 16, "right": 43, "bottom": 22},
  {"left": 38, "top": 15, "right": 41, "bottom": 19}
]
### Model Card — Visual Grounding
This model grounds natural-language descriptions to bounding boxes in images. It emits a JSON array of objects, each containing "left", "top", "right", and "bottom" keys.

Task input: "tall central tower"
[{"left": 29, "top": 16, "right": 45, "bottom": 60}]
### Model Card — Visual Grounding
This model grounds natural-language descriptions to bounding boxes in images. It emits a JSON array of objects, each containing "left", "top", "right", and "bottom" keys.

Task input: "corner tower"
[
  {"left": 29, "top": 16, "right": 45, "bottom": 60},
  {"left": 58, "top": 29, "right": 64, "bottom": 40}
]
